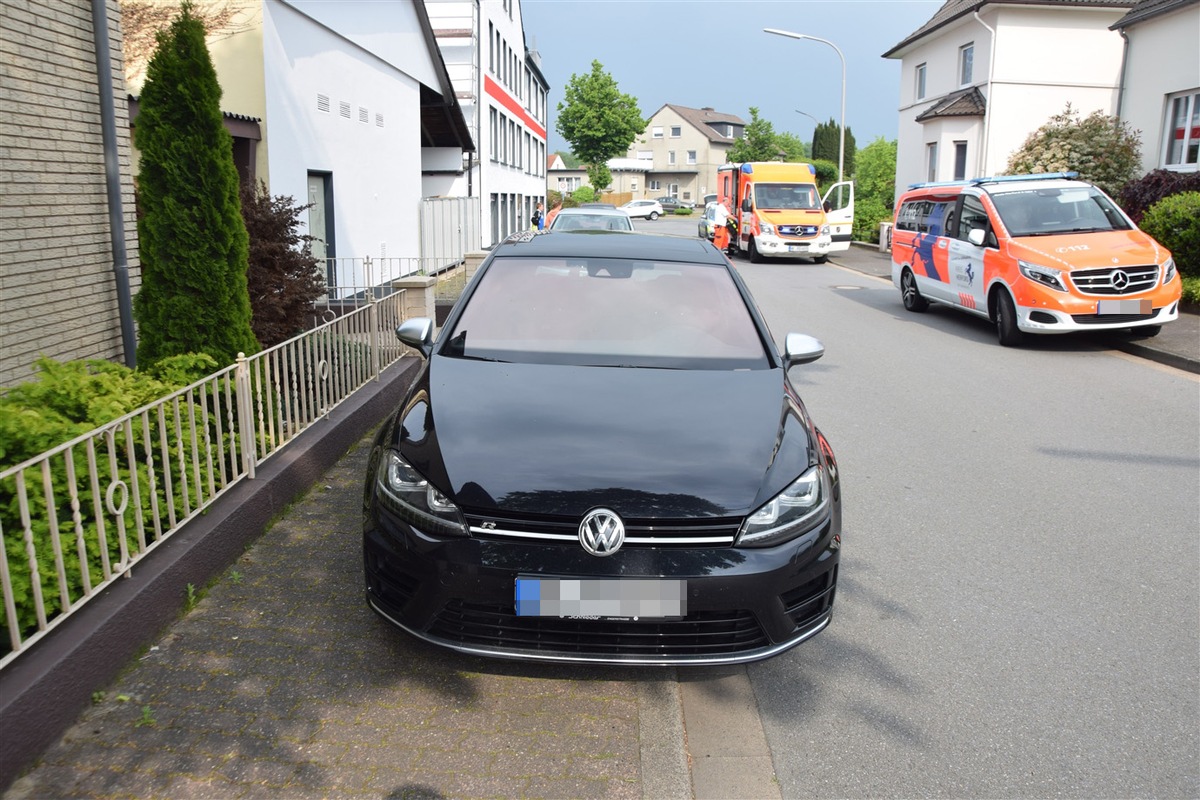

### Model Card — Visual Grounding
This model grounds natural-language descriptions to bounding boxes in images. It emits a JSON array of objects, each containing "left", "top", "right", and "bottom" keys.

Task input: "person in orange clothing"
[
  {"left": 544, "top": 198, "right": 563, "bottom": 229},
  {"left": 712, "top": 201, "right": 730, "bottom": 252}
]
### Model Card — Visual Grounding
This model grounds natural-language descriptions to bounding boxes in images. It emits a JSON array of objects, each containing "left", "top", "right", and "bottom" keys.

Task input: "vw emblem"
[
  {"left": 1111, "top": 270, "right": 1130, "bottom": 291},
  {"left": 579, "top": 509, "right": 625, "bottom": 557}
]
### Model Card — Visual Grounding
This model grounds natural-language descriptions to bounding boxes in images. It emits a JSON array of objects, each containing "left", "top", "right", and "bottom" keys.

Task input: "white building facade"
[
  {"left": 1111, "top": 0, "right": 1200, "bottom": 174},
  {"left": 884, "top": 0, "right": 1135, "bottom": 195},
  {"left": 424, "top": 0, "right": 549, "bottom": 246}
]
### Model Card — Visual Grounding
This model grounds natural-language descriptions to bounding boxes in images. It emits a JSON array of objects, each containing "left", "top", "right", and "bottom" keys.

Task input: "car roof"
[
  {"left": 555, "top": 206, "right": 628, "bottom": 216},
  {"left": 494, "top": 230, "right": 727, "bottom": 264}
]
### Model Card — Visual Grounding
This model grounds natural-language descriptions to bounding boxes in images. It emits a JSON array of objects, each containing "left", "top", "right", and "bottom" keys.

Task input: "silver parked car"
[{"left": 548, "top": 207, "right": 635, "bottom": 232}]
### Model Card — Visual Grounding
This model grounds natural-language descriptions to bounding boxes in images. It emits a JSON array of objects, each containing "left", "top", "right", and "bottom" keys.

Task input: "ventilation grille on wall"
[
  {"left": 359, "top": 106, "right": 368, "bottom": 124},
  {"left": 317, "top": 94, "right": 330, "bottom": 113},
  {"left": 339, "top": 101, "right": 351, "bottom": 119},
  {"left": 376, "top": 113, "right": 384, "bottom": 127}
]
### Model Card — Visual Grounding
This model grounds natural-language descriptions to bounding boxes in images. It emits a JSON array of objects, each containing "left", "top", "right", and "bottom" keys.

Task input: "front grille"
[
  {"left": 1070, "top": 312, "right": 1157, "bottom": 325},
  {"left": 427, "top": 601, "right": 769, "bottom": 657},
  {"left": 779, "top": 225, "right": 819, "bottom": 238},
  {"left": 1070, "top": 265, "right": 1159, "bottom": 296},
  {"left": 464, "top": 510, "right": 742, "bottom": 547}
]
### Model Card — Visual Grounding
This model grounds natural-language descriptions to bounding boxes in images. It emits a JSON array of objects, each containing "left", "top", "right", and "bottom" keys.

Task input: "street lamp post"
[{"left": 767, "top": 28, "right": 845, "bottom": 183}]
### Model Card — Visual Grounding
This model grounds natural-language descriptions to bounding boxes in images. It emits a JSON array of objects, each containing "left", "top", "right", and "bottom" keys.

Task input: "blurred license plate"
[
  {"left": 788, "top": 244, "right": 809, "bottom": 252},
  {"left": 1097, "top": 299, "right": 1151, "bottom": 315},
  {"left": 515, "top": 577, "right": 686, "bottom": 620}
]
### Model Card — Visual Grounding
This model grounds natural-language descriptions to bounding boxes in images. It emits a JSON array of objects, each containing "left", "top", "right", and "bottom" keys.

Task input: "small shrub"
[
  {"left": 1118, "top": 169, "right": 1200, "bottom": 224},
  {"left": 571, "top": 185, "right": 597, "bottom": 204},
  {"left": 853, "top": 196, "right": 892, "bottom": 243},
  {"left": 1139, "top": 191, "right": 1200, "bottom": 279},
  {"left": 1181, "top": 275, "right": 1200, "bottom": 306},
  {"left": 1004, "top": 104, "right": 1141, "bottom": 197},
  {"left": 810, "top": 159, "right": 838, "bottom": 189},
  {"left": 673, "top": 207, "right": 694, "bottom": 216}
]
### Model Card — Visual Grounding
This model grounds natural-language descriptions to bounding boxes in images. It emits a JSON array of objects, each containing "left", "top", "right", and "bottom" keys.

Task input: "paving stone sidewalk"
[{"left": 5, "top": 434, "right": 673, "bottom": 800}]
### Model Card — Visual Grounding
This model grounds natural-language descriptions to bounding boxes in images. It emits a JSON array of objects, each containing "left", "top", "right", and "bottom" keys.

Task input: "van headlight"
[
  {"left": 821, "top": 224, "right": 830, "bottom": 236},
  {"left": 1163, "top": 258, "right": 1177, "bottom": 284},
  {"left": 1018, "top": 260, "right": 1067, "bottom": 292},
  {"left": 760, "top": 221, "right": 776, "bottom": 236},
  {"left": 376, "top": 449, "right": 467, "bottom": 537},
  {"left": 738, "top": 465, "right": 830, "bottom": 547}
]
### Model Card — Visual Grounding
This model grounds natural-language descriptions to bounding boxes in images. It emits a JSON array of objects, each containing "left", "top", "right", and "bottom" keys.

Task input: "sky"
[{"left": 519, "top": 0, "right": 945, "bottom": 155}]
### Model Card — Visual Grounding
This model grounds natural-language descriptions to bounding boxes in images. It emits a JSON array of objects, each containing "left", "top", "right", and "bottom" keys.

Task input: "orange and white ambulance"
[
  {"left": 716, "top": 162, "right": 854, "bottom": 263},
  {"left": 890, "top": 172, "right": 1181, "bottom": 346}
]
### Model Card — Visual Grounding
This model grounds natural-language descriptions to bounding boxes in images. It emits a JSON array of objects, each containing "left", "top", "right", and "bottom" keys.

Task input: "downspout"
[
  {"left": 974, "top": 10, "right": 997, "bottom": 176},
  {"left": 1115, "top": 29, "right": 1130, "bottom": 120},
  {"left": 90, "top": 0, "right": 137, "bottom": 368}
]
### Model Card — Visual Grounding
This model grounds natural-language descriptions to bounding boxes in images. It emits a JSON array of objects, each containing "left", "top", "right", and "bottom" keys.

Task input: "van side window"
[
  {"left": 956, "top": 195, "right": 996, "bottom": 247},
  {"left": 896, "top": 199, "right": 953, "bottom": 235}
]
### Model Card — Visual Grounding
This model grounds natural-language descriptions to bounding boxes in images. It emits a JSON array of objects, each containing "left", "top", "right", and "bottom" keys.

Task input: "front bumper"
[
  {"left": 755, "top": 233, "right": 832, "bottom": 259},
  {"left": 363, "top": 510, "right": 840, "bottom": 665},
  {"left": 1012, "top": 278, "right": 1181, "bottom": 334}
]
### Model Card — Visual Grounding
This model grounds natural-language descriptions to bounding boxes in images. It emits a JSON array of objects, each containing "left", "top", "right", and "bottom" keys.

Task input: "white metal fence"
[{"left": 0, "top": 290, "right": 410, "bottom": 669}]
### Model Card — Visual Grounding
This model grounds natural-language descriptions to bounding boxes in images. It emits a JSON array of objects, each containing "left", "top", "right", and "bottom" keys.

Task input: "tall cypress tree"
[{"left": 133, "top": 1, "right": 257, "bottom": 368}]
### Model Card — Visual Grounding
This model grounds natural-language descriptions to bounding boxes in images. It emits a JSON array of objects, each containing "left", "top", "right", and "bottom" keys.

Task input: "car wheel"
[
  {"left": 1132, "top": 324, "right": 1162, "bottom": 338},
  {"left": 812, "top": 255, "right": 828, "bottom": 264},
  {"left": 649, "top": 211, "right": 659, "bottom": 221},
  {"left": 900, "top": 268, "right": 928, "bottom": 312},
  {"left": 749, "top": 237, "right": 764, "bottom": 263},
  {"left": 994, "top": 290, "right": 1023, "bottom": 347}
]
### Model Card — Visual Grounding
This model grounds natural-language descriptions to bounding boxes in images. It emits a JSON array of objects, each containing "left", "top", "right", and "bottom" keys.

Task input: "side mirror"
[
  {"left": 741, "top": 198, "right": 752, "bottom": 212},
  {"left": 783, "top": 332, "right": 824, "bottom": 368},
  {"left": 968, "top": 228, "right": 986, "bottom": 247},
  {"left": 396, "top": 317, "right": 434, "bottom": 358}
]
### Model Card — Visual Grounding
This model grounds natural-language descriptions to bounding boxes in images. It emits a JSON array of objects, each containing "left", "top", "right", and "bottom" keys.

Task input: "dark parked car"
[
  {"left": 363, "top": 230, "right": 841, "bottom": 665},
  {"left": 654, "top": 195, "right": 694, "bottom": 212}
]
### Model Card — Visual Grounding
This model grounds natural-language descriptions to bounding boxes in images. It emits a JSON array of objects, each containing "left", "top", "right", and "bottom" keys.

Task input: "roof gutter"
[{"left": 90, "top": 0, "right": 137, "bottom": 368}]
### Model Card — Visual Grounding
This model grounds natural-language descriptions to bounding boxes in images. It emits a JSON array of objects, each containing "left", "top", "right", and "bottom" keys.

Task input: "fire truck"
[{"left": 716, "top": 162, "right": 854, "bottom": 263}]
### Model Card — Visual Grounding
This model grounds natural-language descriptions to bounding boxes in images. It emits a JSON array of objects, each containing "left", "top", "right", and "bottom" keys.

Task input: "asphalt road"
[{"left": 645, "top": 212, "right": 1199, "bottom": 797}]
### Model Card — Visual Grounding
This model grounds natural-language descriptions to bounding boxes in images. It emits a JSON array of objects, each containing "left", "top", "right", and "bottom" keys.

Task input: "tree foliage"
[
  {"left": 812, "top": 119, "right": 856, "bottom": 178},
  {"left": 241, "top": 182, "right": 326, "bottom": 347},
  {"left": 120, "top": 0, "right": 251, "bottom": 88},
  {"left": 556, "top": 61, "right": 646, "bottom": 190},
  {"left": 728, "top": 107, "right": 781, "bottom": 163},
  {"left": 133, "top": 1, "right": 258, "bottom": 368},
  {"left": 852, "top": 138, "right": 898, "bottom": 242},
  {"left": 1004, "top": 104, "right": 1141, "bottom": 196},
  {"left": 775, "top": 131, "right": 809, "bottom": 161},
  {"left": 1117, "top": 169, "right": 1200, "bottom": 224}
]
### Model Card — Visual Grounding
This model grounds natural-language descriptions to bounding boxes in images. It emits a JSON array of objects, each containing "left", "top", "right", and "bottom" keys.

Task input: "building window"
[
  {"left": 670, "top": 126, "right": 681, "bottom": 138},
  {"left": 668, "top": 151, "right": 676, "bottom": 165},
  {"left": 652, "top": 126, "right": 664, "bottom": 139},
  {"left": 954, "top": 141, "right": 968, "bottom": 181},
  {"left": 916, "top": 63, "right": 926, "bottom": 100},
  {"left": 687, "top": 150, "right": 697, "bottom": 165},
  {"left": 490, "top": 108, "right": 498, "bottom": 161},
  {"left": 1164, "top": 90, "right": 1200, "bottom": 170},
  {"left": 631, "top": 180, "right": 638, "bottom": 192},
  {"left": 668, "top": 183, "right": 679, "bottom": 196},
  {"left": 637, "top": 150, "right": 653, "bottom": 160},
  {"left": 959, "top": 43, "right": 974, "bottom": 86},
  {"left": 649, "top": 179, "right": 661, "bottom": 191},
  {"left": 926, "top": 142, "right": 937, "bottom": 182}
]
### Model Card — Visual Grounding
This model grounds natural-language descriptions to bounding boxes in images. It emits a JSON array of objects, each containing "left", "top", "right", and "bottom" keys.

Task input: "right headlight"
[
  {"left": 1163, "top": 257, "right": 1177, "bottom": 285},
  {"left": 376, "top": 449, "right": 467, "bottom": 537},
  {"left": 1018, "top": 260, "right": 1067, "bottom": 292},
  {"left": 737, "top": 464, "right": 830, "bottom": 547}
]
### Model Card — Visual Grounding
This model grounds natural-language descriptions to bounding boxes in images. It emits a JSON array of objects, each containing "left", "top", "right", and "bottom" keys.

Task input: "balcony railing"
[{"left": 0, "top": 289, "right": 410, "bottom": 669}]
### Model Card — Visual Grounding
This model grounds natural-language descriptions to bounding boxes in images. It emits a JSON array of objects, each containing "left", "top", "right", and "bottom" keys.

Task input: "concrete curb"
[{"left": 0, "top": 359, "right": 419, "bottom": 792}]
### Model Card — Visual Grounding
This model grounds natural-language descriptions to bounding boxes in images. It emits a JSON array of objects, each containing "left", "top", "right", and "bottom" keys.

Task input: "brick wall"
[{"left": 0, "top": 0, "right": 139, "bottom": 389}]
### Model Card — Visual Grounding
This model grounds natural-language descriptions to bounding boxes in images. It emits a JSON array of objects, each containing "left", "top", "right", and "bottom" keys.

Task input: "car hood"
[
  {"left": 396, "top": 357, "right": 814, "bottom": 519},
  {"left": 1008, "top": 229, "right": 1168, "bottom": 271}
]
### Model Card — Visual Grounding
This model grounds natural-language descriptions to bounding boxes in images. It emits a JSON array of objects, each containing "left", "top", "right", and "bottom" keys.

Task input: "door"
[
  {"left": 307, "top": 172, "right": 334, "bottom": 289},
  {"left": 822, "top": 181, "right": 855, "bottom": 253},
  {"left": 945, "top": 194, "right": 991, "bottom": 313}
]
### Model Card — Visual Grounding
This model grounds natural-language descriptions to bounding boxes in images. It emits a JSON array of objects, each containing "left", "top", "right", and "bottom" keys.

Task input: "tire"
[
  {"left": 649, "top": 211, "right": 659, "bottom": 221},
  {"left": 900, "top": 269, "right": 928, "bottom": 312},
  {"left": 812, "top": 255, "right": 828, "bottom": 264},
  {"left": 748, "top": 237, "right": 764, "bottom": 263},
  {"left": 994, "top": 290, "right": 1023, "bottom": 347}
]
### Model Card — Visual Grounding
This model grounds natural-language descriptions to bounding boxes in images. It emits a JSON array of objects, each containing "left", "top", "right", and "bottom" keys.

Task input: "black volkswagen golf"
[{"left": 362, "top": 230, "right": 841, "bottom": 665}]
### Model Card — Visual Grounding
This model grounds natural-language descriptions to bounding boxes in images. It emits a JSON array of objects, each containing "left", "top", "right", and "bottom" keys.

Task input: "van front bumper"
[
  {"left": 757, "top": 234, "right": 832, "bottom": 259},
  {"left": 1015, "top": 299, "right": 1180, "bottom": 334}
]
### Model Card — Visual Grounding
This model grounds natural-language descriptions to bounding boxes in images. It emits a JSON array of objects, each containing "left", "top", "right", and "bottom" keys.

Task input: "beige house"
[{"left": 627, "top": 105, "right": 745, "bottom": 204}]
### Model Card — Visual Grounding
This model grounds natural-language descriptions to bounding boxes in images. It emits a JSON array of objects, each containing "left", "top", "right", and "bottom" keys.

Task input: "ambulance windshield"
[
  {"left": 990, "top": 186, "right": 1131, "bottom": 237},
  {"left": 753, "top": 184, "right": 820, "bottom": 211}
]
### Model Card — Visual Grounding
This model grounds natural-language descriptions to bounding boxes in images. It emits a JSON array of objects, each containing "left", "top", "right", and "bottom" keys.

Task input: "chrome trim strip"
[
  {"left": 469, "top": 527, "right": 734, "bottom": 545},
  {"left": 368, "top": 597, "right": 830, "bottom": 666}
]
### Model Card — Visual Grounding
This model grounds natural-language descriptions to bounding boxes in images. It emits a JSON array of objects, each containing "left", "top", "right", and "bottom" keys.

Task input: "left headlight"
[
  {"left": 737, "top": 464, "right": 831, "bottom": 547},
  {"left": 1163, "top": 257, "right": 1177, "bottom": 285},
  {"left": 376, "top": 449, "right": 467, "bottom": 537},
  {"left": 1018, "top": 260, "right": 1067, "bottom": 292}
]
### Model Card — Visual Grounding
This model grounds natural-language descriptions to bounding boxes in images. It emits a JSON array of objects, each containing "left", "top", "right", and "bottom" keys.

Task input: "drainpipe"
[
  {"left": 1115, "top": 29, "right": 1130, "bottom": 121},
  {"left": 91, "top": 0, "right": 137, "bottom": 369},
  {"left": 974, "top": 11, "right": 997, "bottom": 176}
]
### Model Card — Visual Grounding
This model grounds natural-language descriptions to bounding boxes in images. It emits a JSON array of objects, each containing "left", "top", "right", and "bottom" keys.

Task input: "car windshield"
[
  {"left": 443, "top": 257, "right": 770, "bottom": 370},
  {"left": 990, "top": 186, "right": 1132, "bottom": 237},
  {"left": 753, "top": 183, "right": 820, "bottom": 210},
  {"left": 549, "top": 213, "right": 633, "bottom": 232}
]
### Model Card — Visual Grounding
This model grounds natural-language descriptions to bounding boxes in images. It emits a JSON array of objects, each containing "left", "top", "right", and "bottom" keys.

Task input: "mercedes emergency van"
[{"left": 891, "top": 172, "right": 1181, "bottom": 346}]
